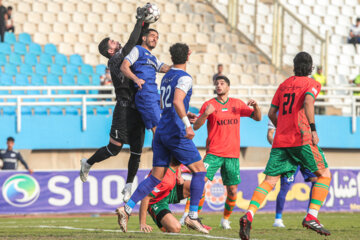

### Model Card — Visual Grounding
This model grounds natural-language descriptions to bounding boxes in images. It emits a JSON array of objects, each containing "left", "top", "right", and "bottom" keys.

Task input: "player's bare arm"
[
  {"left": 173, "top": 89, "right": 195, "bottom": 139},
  {"left": 268, "top": 107, "right": 278, "bottom": 128},
  {"left": 304, "top": 94, "right": 319, "bottom": 145},
  {"left": 247, "top": 99, "right": 262, "bottom": 121},
  {"left": 120, "top": 59, "right": 145, "bottom": 89},
  {"left": 187, "top": 112, "right": 198, "bottom": 124},
  {"left": 159, "top": 64, "right": 172, "bottom": 73},
  {"left": 267, "top": 128, "right": 275, "bottom": 145},
  {"left": 193, "top": 104, "right": 215, "bottom": 130},
  {"left": 139, "top": 196, "right": 154, "bottom": 233}
]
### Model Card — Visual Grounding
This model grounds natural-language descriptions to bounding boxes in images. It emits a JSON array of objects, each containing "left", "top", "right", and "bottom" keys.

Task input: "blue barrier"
[{"left": 0, "top": 115, "right": 359, "bottom": 149}]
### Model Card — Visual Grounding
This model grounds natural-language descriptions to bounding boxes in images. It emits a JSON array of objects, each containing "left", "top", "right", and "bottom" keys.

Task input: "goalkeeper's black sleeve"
[{"left": 121, "top": 19, "right": 145, "bottom": 57}]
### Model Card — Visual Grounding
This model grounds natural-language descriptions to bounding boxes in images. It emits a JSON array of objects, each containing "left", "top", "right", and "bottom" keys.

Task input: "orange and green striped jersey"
[{"left": 271, "top": 76, "right": 321, "bottom": 148}]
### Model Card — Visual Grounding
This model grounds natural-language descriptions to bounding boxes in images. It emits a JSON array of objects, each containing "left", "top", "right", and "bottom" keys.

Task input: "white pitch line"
[{"left": 34, "top": 225, "right": 241, "bottom": 240}]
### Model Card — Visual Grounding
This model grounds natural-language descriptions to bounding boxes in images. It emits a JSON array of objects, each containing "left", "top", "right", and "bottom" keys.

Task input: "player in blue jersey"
[
  {"left": 121, "top": 28, "right": 171, "bottom": 135},
  {"left": 267, "top": 119, "right": 317, "bottom": 228},
  {"left": 116, "top": 43, "right": 209, "bottom": 234}
]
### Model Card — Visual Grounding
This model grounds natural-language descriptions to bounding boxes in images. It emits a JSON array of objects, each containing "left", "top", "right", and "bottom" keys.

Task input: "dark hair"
[
  {"left": 215, "top": 75, "right": 230, "bottom": 86},
  {"left": 170, "top": 157, "right": 181, "bottom": 167},
  {"left": 293, "top": 52, "right": 313, "bottom": 76},
  {"left": 7, "top": 6, "right": 12, "bottom": 11},
  {"left": 7, "top": 137, "right": 14, "bottom": 142},
  {"left": 98, "top": 37, "right": 111, "bottom": 59},
  {"left": 357, "top": 17, "right": 360, "bottom": 22},
  {"left": 169, "top": 43, "right": 189, "bottom": 65},
  {"left": 218, "top": 64, "right": 223, "bottom": 67},
  {"left": 143, "top": 28, "right": 159, "bottom": 38}
]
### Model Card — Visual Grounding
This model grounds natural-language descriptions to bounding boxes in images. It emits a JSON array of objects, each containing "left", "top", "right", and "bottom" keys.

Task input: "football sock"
[
  {"left": 248, "top": 181, "right": 273, "bottom": 216},
  {"left": 198, "top": 192, "right": 205, "bottom": 213},
  {"left": 126, "top": 152, "right": 141, "bottom": 183},
  {"left": 306, "top": 181, "right": 315, "bottom": 210},
  {"left": 275, "top": 182, "right": 291, "bottom": 219},
  {"left": 125, "top": 175, "right": 161, "bottom": 215},
  {"left": 189, "top": 171, "right": 206, "bottom": 219},
  {"left": 308, "top": 176, "right": 331, "bottom": 215},
  {"left": 87, "top": 143, "right": 123, "bottom": 165},
  {"left": 184, "top": 198, "right": 190, "bottom": 213},
  {"left": 223, "top": 194, "right": 237, "bottom": 220}
]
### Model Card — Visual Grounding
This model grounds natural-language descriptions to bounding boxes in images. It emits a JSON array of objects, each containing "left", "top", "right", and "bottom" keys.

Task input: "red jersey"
[
  {"left": 271, "top": 76, "right": 321, "bottom": 148},
  {"left": 148, "top": 167, "right": 178, "bottom": 205},
  {"left": 199, "top": 98, "right": 254, "bottom": 158}
]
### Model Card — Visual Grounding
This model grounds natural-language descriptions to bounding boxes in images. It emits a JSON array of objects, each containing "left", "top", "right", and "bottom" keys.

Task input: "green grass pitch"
[{"left": 0, "top": 212, "right": 359, "bottom": 239}]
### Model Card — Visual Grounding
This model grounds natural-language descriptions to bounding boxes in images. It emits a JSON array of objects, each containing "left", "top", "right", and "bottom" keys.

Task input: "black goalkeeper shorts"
[{"left": 110, "top": 104, "right": 145, "bottom": 154}]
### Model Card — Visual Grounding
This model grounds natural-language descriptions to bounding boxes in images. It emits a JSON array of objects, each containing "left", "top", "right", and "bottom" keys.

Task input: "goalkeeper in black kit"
[{"left": 80, "top": 6, "right": 150, "bottom": 202}]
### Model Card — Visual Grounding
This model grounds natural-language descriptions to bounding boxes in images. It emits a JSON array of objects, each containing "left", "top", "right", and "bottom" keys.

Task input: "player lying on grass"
[
  {"left": 139, "top": 159, "right": 210, "bottom": 233},
  {"left": 180, "top": 76, "right": 261, "bottom": 229},
  {"left": 239, "top": 52, "right": 332, "bottom": 240},
  {"left": 116, "top": 43, "right": 209, "bottom": 234},
  {"left": 268, "top": 119, "right": 317, "bottom": 228}
]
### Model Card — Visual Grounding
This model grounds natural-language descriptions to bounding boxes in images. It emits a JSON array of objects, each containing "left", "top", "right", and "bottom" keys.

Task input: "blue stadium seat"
[
  {"left": 40, "top": 53, "right": 53, "bottom": 66},
  {"left": 69, "top": 54, "right": 83, "bottom": 66},
  {"left": 87, "top": 106, "right": 95, "bottom": 115},
  {"left": 44, "top": 43, "right": 57, "bottom": 56},
  {"left": 0, "top": 53, "right": 6, "bottom": 66},
  {"left": 54, "top": 90, "right": 69, "bottom": 102},
  {"left": 20, "top": 64, "right": 33, "bottom": 76},
  {"left": 29, "top": 43, "right": 42, "bottom": 56},
  {"left": 50, "top": 64, "right": 63, "bottom": 75},
  {"left": 81, "top": 64, "right": 94, "bottom": 75},
  {"left": 46, "top": 74, "right": 60, "bottom": 85},
  {"left": 0, "top": 74, "right": 13, "bottom": 85},
  {"left": 24, "top": 53, "right": 38, "bottom": 66},
  {"left": 31, "top": 75, "right": 44, "bottom": 85},
  {"left": 2, "top": 107, "right": 16, "bottom": 115},
  {"left": 12, "top": 89, "right": 26, "bottom": 95},
  {"left": 34, "top": 106, "right": 47, "bottom": 115},
  {"left": 9, "top": 53, "right": 22, "bottom": 66},
  {"left": 95, "top": 106, "right": 110, "bottom": 115},
  {"left": 14, "top": 43, "right": 27, "bottom": 55},
  {"left": 91, "top": 74, "right": 101, "bottom": 85},
  {"left": 54, "top": 53, "right": 68, "bottom": 66},
  {"left": 66, "top": 64, "right": 79, "bottom": 76},
  {"left": 96, "top": 64, "right": 106, "bottom": 75},
  {"left": 62, "top": 74, "right": 75, "bottom": 85},
  {"left": 4, "top": 63, "right": 18, "bottom": 75},
  {"left": 77, "top": 74, "right": 90, "bottom": 85},
  {"left": 21, "top": 106, "right": 32, "bottom": 115},
  {"left": 24, "top": 90, "right": 40, "bottom": 102},
  {"left": 49, "top": 106, "right": 63, "bottom": 115},
  {"left": 189, "top": 106, "right": 200, "bottom": 114},
  {"left": 18, "top": 33, "right": 32, "bottom": 45},
  {"left": 35, "top": 63, "right": 48, "bottom": 75},
  {"left": 4, "top": 32, "right": 16, "bottom": 45},
  {"left": 65, "top": 106, "right": 80, "bottom": 115},
  {"left": 38, "top": 91, "right": 51, "bottom": 102},
  {"left": 15, "top": 74, "right": 29, "bottom": 85},
  {"left": 0, "top": 43, "right": 12, "bottom": 55}
]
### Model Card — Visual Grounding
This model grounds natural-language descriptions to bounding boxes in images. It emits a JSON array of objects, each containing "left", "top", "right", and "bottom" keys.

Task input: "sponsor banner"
[{"left": 0, "top": 169, "right": 359, "bottom": 214}]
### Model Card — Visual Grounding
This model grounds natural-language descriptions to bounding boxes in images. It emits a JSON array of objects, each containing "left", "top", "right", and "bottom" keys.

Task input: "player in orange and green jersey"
[
  {"left": 180, "top": 76, "right": 261, "bottom": 230},
  {"left": 239, "top": 52, "right": 332, "bottom": 240},
  {"left": 139, "top": 158, "right": 209, "bottom": 233}
]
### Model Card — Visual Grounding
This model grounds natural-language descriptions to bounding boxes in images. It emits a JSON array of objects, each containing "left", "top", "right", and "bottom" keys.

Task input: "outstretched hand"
[{"left": 187, "top": 112, "right": 198, "bottom": 124}]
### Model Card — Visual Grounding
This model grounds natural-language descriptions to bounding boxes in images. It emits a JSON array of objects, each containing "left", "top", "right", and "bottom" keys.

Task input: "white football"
[{"left": 144, "top": 3, "right": 160, "bottom": 23}]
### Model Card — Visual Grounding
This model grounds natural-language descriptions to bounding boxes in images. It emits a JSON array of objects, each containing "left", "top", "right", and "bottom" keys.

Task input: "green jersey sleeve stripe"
[
  {"left": 271, "top": 104, "right": 279, "bottom": 108},
  {"left": 305, "top": 92, "right": 315, "bottom": 99}
]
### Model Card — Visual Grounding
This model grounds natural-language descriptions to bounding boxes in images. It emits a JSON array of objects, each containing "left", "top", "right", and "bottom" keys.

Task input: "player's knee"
[
  {"left": 130, "top": 152, "right": 141, "bottom": 162},
  {"left": 167, "top": 223, "right": 181, "bottom": 233},
  {"left": 227, "top": 187, "right": 237, "bottom": 197},
  {"left": 106, "top": 142, "right": 123, "bottom": 156},
  {"left": 318, "top": 168, "right": 331, "bottom": 178}
]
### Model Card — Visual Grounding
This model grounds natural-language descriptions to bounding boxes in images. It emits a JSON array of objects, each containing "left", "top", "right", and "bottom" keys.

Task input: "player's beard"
[{"left": 146, "top": 40, "right": 156, "bottom": 50}]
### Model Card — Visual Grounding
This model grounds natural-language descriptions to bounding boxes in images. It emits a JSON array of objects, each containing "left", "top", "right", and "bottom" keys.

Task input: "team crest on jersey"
[
  {"left": 153, "top": 187, "right": 160, "bottom": 193},
  {"left": 312, "top": 87, "right": 318, "bottom": 95},
  {"left": 11, "top": 153, "right": 16, "bottom": 158},
  {"left": 222, "top": 108, "right": 228, "bottom": 112},
  {"left": 205, "top": 175, "right": 227, "bottom": 211}
]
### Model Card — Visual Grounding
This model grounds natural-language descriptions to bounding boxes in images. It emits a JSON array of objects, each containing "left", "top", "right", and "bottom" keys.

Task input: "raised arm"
[
  {"left": 139, "top": 196, "right": 153, "bottom": 233},
  {"left": 121, "top": 8, "right": 147, "bottom": 57},
  {"left": 193, "top": 104, "right": 215, "bottom": 130},
  {"left": 173, "top": 89, "right": 194, "bottom": 139},
  {"left": 247, "top": 99, "right": 261, "bottom": 121},
  {"left": 304, "top": 94, "right": 319, "bottom": 145}
]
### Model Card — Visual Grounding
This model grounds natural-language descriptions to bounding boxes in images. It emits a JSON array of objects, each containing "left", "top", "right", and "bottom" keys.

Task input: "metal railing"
[
  {"left": 1, "top": 85, "right": 360, "bottom": 133},
  {"left": 0, "top": 86, "right": 116, "bottom": 132}
]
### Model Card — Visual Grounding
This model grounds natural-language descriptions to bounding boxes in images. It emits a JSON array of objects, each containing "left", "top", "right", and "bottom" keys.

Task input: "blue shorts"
[
  {"left": 135, "top": 91, "right": 161, "bottom": 130},
  {"left": 281, "top": 165, "right": 316, "bottom": 185},
  {"left": 152, "top": 132, "right": 202, "bottom": 167}
]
